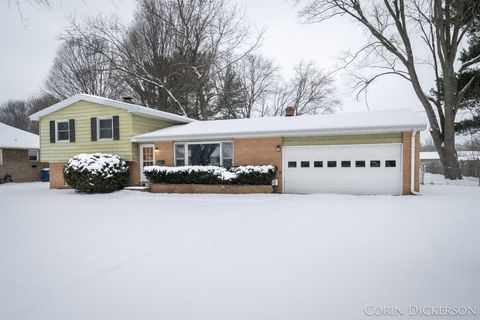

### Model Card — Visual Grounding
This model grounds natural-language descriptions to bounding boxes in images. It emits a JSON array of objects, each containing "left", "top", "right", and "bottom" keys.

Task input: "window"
[
  {"left": 28, "top": 149, "right": 38, "bottom": 161},
  {"left": 386, "top": 160, "right": 397, "bottom": 167},
  {"left": 98, "top": 118, "right": 113, "bottom": 140},
  {"left": 370, "top": 160, "right": 381, "bottom": 167},
  {"left": 56, "top": 121, "right": 70, "bottom": 142},
  {"left": 288, "top": 161, "right": 297, "bottom": 168},
  {"left": 327, "top": 161, "right": 337, "bottom": 168},
  {"left": 314, "top": 161, "right": 323, "bottom": 168},
  {"left": 301, "top": 161, "right": 310, "bottom": 168},
  {"left": 355, "top": 160, "right": 366, "bottom": 168},
  {"left": 341, "top": 161, "right": 351, "bottom": 168},
  {"left": 175, "top": 144, "right": 185, "bottom": 166},
  {"left": 174, "top": 142, "right": 233, "bottom": 166},
  {"left": 222, "top": 142, "right": 233, "bottom": 167}
]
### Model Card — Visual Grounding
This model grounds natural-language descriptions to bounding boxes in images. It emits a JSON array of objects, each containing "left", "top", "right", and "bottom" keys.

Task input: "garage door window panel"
[
  {"left": 301, "top": 161, "right": 310, "bottom": 168},
  {"left": 386, "top": 160, "right": 397, "bottom": 167},
  {"left": 370, "top": 160, "right": 381, "bottom": 167},
  {"left": 341, "top": 161, "right": 351, "bottom": 168},
  {"left": 355, "top": 161, "right": 366, "bottom": 167},
  {"left": 327, "top": 161, "right": 337, "bottom": 168},
  {"left": 288, "top": 161, "right": 297, "bottom": 168},
  {"left": 314, "top": 161, "right": 323, "bottom": 168}
]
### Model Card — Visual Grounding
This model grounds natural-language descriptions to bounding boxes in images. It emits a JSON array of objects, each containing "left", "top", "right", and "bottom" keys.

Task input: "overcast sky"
[{"left": 0, "top": 0, "right": 428, "bottom": 115}]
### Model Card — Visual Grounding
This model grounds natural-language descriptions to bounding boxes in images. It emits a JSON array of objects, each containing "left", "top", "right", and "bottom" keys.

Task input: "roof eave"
[
  {"left": 29, "top": 94, "right": 194, "bottom": 123},
  {"left": 131, "top": 124, "right": 428, "bottom": 142}
]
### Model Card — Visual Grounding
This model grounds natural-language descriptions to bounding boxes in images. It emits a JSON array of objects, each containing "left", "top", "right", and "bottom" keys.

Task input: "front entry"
[{"left": 140, "top": 144, "right": 155, "bottom": 183}]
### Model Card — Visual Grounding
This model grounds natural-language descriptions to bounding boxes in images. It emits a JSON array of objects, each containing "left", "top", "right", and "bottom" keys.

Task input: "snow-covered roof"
[
  {"left": 421, "top": 151, "right": 480, "bottom": 161},
  {"left": 0, "top": 122, "right": 40, "bottom": 149},
  {"left": 132, "top": 108, "right": 427, "bottom": 142},
  {"left": 29, "top": 94, "right": 194, "bottom": 123}
]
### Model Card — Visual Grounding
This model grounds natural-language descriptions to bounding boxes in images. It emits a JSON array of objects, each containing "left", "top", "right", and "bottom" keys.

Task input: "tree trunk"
[{"left": 441, "top": 70, "right": 463, "bottom": 179}]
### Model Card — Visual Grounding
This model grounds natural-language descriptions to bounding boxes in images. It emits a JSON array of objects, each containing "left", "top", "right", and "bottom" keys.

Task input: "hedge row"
[{"left": 144, "top": 165, "right": 276, "bottom": 185}]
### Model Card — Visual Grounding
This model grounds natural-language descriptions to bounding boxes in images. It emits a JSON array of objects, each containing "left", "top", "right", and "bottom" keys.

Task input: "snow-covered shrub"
[
  {"left": 64, "top": 153, "right": 129, "bottom": 193},
  {"left": 143, "top": 165, "right": 276, "bottom": 185},
  {"left": 232, "top": 165, "right": 276, "bottom": 185}
]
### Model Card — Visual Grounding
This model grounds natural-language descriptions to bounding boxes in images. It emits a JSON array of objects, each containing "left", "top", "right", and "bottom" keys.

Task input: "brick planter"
[{"left": 149, "top": 183, "right": 273, "bottom": 194}]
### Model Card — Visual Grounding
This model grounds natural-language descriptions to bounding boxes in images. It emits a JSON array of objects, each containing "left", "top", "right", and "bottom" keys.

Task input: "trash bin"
[{"left": 41, "top": 168, "right": 50, "bottom": 182}]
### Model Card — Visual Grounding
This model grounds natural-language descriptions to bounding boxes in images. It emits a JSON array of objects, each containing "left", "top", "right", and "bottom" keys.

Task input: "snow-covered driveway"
[{"left": 1, "top": 181, "right": 479, "bottom": 320}]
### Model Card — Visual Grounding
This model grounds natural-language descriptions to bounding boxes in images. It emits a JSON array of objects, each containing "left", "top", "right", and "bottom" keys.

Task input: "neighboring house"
[
  {"left": 30, "top": 94, "right": 427, "bottom": 195},
  {"left": 421, "top": 151, "right": 480, "bottom": 177},
  {"left": 0, "top": 122, "right": 48, "bottom": 182}
]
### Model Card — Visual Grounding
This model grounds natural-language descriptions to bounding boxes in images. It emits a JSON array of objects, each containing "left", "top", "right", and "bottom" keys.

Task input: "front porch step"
[{"left": 124, "top": 186, "right": 150, "bottom": 192}]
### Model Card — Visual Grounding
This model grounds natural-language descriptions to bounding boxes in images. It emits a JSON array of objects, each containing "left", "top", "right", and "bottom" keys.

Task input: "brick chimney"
[{"left": 285, "top": 106, "right": 296, "bottom": 117}]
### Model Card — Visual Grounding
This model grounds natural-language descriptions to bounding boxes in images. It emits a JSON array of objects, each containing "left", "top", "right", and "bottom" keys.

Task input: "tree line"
[{"left": 1, "top": 0, "right": 338, "bottom": 133}]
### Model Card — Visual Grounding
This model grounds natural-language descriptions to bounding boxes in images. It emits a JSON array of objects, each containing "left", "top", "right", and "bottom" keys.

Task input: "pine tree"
[
  {"left": 455, "top": 16, "right": 480, "bottom": 134},
  {"left": 214, "top": 65, "right": 245, "bottom": 119}
]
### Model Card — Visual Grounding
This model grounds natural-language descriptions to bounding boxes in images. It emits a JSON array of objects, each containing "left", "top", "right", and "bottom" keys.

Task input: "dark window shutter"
[
  {"left": 49, "top": 120, "right": 55, "bottom": 143},
  {"left": 113, "top": 115, "right": 120, "bottom": 140},
  {"left": 69, "top": 119, "right": 75, "bottom": 142},
  {"left": 91, "top": 117, "right": 97, "bottom": 141}
]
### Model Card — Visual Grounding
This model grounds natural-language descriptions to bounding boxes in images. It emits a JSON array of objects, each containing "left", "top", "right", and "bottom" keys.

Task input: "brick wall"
[
  {"left": 0, "top": 149, "right": 48, "bottom": 183},
  {"left": 127, "top": 161, "right": 141, "bottom": 186},
  {"left": 234, "top": 137, "right": 283, "bottom": 192},
  {"left": 155, "top": 141, "right": 174, "bottom": 166},
  {"left": 49, "top": 162, "right": 67, "bottom": 189},
  {"left": 402, "top": 131, "right": 421, "bottom": 195}
]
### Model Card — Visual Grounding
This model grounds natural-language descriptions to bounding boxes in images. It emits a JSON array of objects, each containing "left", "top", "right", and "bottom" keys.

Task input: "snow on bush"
[
  {"left": 144, "top": 165, "right": 276, "bottom": 185},
  {"left": 64, "top": 153, "right": 129, "bottom": 193}
]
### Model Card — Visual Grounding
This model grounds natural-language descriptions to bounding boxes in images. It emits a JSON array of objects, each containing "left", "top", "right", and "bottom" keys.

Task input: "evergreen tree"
[
  {"left": 214, "top": 65, "right": 245, "bottom": 119},
  {"left": 455, "top": 16, "right": 480, "bottom": 134}
]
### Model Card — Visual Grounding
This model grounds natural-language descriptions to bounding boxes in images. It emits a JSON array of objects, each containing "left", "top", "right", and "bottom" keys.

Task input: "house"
[
  {"left": 29, "top": 94, "right": 192, "bottom": 188},
  {"left": 30, "top": 94, "right": 427, "bottom": 195},
  {"left": 0, "top": 122, "right": 48, "bottom": 182}
]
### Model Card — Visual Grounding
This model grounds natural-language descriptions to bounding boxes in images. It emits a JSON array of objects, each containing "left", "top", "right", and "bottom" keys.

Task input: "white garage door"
[{"left": 283, "top": 144, "right": 402, "bottom": 195}]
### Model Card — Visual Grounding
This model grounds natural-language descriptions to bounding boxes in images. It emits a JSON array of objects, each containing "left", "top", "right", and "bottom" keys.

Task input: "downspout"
[{"left": 410, "top": 129, "right": 420, "bottom": 195}]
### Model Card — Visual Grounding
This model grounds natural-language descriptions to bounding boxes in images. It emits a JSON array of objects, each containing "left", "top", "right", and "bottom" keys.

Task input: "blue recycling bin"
[{"left": 41, "top": 168, "right": 50, "bottom": 182}]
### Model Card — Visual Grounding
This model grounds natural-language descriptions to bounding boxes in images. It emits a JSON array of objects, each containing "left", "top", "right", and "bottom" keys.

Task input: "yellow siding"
[
  {"left": 131, "top": 114, "right": 177, "bottom": 136},
  {"left": 283, "top": 133, "right": 403, "bottom": 146},
  {"left": 130, "top": 115, "right": 178, "bottom": 161},
  {"left": 39, "top": 101, "right": 181, "bottom": 162},
  {"left": 40, "top": 101, "right": 133, "bottom": 162}
]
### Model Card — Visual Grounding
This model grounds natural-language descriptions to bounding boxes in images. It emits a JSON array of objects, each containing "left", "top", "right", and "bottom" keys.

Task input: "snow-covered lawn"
[{"left": 1, "top": 181, "right": 479, "bottom": 320}]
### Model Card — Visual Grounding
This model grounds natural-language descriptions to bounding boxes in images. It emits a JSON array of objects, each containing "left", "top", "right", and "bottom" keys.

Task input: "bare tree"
[
  {"left": 236, "top": 54, "right": 278, "bottom": 118},
  {"left": 261, "top": 62, "right": 339, "bottom": 116},
  {"left": 288, "top": 62, "right": 339, "bottom": 115},
  {"left": 421, "top": 137, "right": 437, "bottom": 151},
  {"left": 66, "top": 0, "right": 261, "bottom": 119},
  {"left": 45, "top": 38, "right": 128, "bottom": 99},
  {"left": 296, "top": 0, "right": 480, "bottom": 179},
  {"left": 0, "top": 93, "right": 58, "bottom": 133},
  {"left": 0, "top": 100, "right": 31, "bottom": 132}
]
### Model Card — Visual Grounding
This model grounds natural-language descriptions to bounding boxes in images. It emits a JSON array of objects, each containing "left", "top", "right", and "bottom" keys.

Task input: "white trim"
[
  {"left": 173, "top": 140, "right": 234, "bottom": 166},
  {"left": 410, "top": 130, "right": 419, "bottom": 195},
  {"left": 132, "top": 126, "right": 426, "bottom": 142},
  {"left": 140, "top": 144, "right": 156, "bottom": 183},
  {"left": 55, "top": 119, "right": 70, "bottom": 143},
  {"left": 27, "top": 149, "right": 39, "bottom": 162},
  {"left": 0, "top": 149, "right": 3, "bottom": 165},
  {"left": 29, "top": 94, "right": 194, "bottom": 123},
  {"left": 97, "top": 116, "right": 114, "bottom": 141}
]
